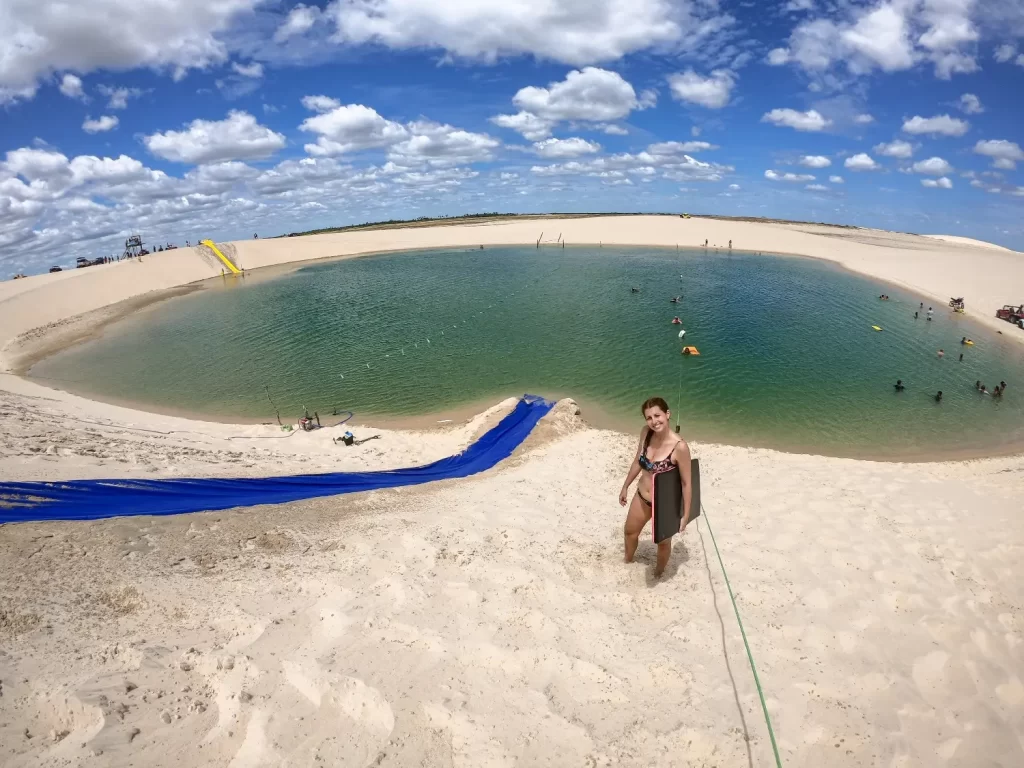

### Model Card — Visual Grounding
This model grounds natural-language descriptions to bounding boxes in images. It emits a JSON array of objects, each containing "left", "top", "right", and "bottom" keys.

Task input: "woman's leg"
[
  {"left": 655, "top": 539, "right": 672, "bottom": 577},
  {"left": 623, "top": 492, "right": 651, "bottom": 563}
]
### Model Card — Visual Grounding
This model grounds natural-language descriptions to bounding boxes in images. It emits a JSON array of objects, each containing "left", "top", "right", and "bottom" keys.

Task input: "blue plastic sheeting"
[{"left": 0, "top": 395, "right": 554, "bottom": 524}]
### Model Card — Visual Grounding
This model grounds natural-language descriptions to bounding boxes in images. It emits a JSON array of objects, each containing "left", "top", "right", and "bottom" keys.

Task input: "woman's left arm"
[{"left": 675, "top": 441, "right": 693, "bottom": 531}]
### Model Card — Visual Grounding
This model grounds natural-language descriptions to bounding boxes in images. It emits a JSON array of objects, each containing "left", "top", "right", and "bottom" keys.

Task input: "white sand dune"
[
  {"left": 2, "top": 215, "right": 1023, "bottom": 766},
  {"left": 923, "top": 234, "right": 1016, "bottom": 252}
]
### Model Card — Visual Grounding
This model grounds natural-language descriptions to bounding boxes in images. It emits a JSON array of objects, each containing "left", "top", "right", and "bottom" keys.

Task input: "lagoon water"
[{"left": 32, "top": 246, "right": 1024, "bottom": 459}]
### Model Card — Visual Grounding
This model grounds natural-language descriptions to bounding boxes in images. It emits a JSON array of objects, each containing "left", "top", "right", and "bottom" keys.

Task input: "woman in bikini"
[{"left": 618, "top": 396, "right": 693, "bottom": 576}]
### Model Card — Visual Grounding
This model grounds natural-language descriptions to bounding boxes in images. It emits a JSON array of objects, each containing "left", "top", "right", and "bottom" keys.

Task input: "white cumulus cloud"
[
  {"left": 0, "top": 0, "right": 260, "bottom": 100},
  {"left": 667, "top": 69, "right": 735, "bottom": 109},
  {"left": 958, "top": 93, "right": 983, "bottom": 114},
  {"left": 301, "top": 95, "right": 341, "bottom": 113},
  {"left": 82, "top": 115, "right": 119, "bottom": 133},
  {"left": 232, "top": 61, "right": 263, "bottom": 78},
  {"left": 805, "top": 183, "right": 829, "bottom": 191},
  {"left": 761, "top": 108, "right": 831, "bottom": 131},
  {"left": 58, "top": 73, "right": 85, "bottom": 99},
  {"left": 531, "top": 137, "right": 601, "bottom": 159},
  {"left": 512, "top": 68, "right": 647, "bottom": 123},
  {"left": 275, "top": 4, "right": 322, "bottom": 42},
  {"left": 799, "top": 155, "right": 831, "bottom": 168},
  {"left": 912, "top": 156, "right": 953, "bottom": 175},
  {"left": 301, "top": 103, "right": 409, "bottom": 156},
  {"left": 902, "top": 114, "right": 969, "bottom": 136},
  {"left": 492, "top": 67, "right": 652, "bottom": 141},
  {"left": 388, "top": 121, "right": 500, "bottom": 167},
  {"left": 921, "top": 177, "right": 953, "bottom": 188},
  {"left": 765, "top": 169, "right": 816, "bottom": 182},
  {"left": 829, "top": 175, "right": 844, "bottom": 183},
  {"left": 144, "top": 111, "right": 286, "bottom": 164},
  {"left": 845, "top": 153, "right": 880, "bottom": 171},
  {"left": 326, "top": 0, "right": 719, "bottom": 67},
  {"left": 648, "top": 141, "right": 718, "bottom": 154},
  {"left": 994, "top": 44, "right": 1016, "bottom": 63},
  {"left": 766, "top": 0, "right": 981, "bottom": 80},
  {"left": 490, "top": 111, "right": 554, "bottom": 141},
  {"left": 98, "top": 85, "right": 144, "bottom": 110},
  {"left": 874, "top": 140, "right": 915, "bottom": 158},
  {"left": 974, "top": 139, "right": 1024, "bottom": 170}
]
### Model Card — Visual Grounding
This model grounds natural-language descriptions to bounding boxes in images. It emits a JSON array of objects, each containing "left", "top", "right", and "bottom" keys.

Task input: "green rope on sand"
[{"left": 701, "top": 502, "right": 784, "bottom": 768}]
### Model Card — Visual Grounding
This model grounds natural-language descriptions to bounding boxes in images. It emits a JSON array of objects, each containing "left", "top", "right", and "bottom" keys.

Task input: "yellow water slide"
[{"left": 200, "top": 239, "right": 241, "bottom": 275}]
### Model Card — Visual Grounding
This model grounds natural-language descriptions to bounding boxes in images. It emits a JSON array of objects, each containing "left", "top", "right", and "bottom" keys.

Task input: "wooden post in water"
[{"left": 537, "top": 232, "right": 543, "bottom": 248}]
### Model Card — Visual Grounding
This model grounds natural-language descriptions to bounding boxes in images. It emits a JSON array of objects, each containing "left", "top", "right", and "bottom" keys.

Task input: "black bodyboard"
[{"left": 652, "top": 458, "right": 701, "bottom": 544}]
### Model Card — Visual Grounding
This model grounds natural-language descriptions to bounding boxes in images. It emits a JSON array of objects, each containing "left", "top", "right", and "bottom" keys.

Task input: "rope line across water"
[{"left": 700, "top": 501, "right": 784, "bottom": 768}]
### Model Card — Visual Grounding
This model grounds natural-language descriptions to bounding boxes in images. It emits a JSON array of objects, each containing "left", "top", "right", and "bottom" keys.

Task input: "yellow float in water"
[
  {"left": 871, "top": 325, "right": 883, "bottom": 331},
  {"left": 682, "top": 346, "right": 700, "bottom": 356},
  {"left": 963, "top": 340, "right": 974, "bottom": 346}
]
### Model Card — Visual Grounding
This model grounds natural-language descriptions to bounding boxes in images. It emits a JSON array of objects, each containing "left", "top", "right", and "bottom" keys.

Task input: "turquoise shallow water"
[{"left": 32, "top": 246, "right": 1024, "bottom": 459}]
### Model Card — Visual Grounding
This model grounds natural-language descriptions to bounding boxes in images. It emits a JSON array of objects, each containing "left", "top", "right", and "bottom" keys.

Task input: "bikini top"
[{"left": 638, "top": 429, "right": 678, "bottom": 473}]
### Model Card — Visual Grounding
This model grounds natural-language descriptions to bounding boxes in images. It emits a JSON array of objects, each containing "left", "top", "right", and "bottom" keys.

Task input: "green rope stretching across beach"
[{"left": 701, "top": 502, "right": 784, "bottom": 768}]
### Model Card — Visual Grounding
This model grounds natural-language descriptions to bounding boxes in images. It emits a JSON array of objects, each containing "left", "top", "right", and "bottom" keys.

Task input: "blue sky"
[{"left": 2, "top": 0, "right": 1023, "bottom": 275}]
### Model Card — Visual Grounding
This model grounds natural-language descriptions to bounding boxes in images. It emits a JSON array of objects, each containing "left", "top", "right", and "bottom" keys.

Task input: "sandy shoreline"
[
  {"left": 2, "top": 215, "right": 1024, "bottom": 766},
  {"left": 2, "top": 382, "right": 1023, "bottom": 767}
]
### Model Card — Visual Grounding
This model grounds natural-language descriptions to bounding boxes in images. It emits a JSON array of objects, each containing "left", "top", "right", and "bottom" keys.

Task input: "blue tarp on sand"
[{"left": 0, "top": 394, "right": 554, "bottom": 524}]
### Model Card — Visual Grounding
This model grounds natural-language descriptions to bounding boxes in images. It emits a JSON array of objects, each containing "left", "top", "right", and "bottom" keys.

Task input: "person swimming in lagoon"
[{"left": 894, "top": 380, "right": 905, "bottom": 392}]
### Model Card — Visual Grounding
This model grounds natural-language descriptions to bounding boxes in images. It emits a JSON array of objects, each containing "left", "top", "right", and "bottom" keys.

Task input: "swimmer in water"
[
  {"left": 894, "top": 380, "right": 905, "bottom": 392},
  {"left": 935, "top": 391, "right": 943, "bottom": 402}
]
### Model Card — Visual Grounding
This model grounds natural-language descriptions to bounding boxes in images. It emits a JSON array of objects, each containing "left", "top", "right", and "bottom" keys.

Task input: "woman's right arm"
[{"left": 618, "top": 429, "right": 646, "bottom": 505}]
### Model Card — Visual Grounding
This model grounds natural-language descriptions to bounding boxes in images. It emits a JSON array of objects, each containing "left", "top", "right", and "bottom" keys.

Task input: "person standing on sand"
[{"left": 618, "top": 397, "right": 693, "bottom": 577}]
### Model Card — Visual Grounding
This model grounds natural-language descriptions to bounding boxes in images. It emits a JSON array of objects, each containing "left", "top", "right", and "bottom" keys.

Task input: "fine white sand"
[
  {"left": 2, "top": 215, "right": 1023, "bottom": 767},
  {"left": 923, "top": 234, "right": 1016, "bottom": 252}
]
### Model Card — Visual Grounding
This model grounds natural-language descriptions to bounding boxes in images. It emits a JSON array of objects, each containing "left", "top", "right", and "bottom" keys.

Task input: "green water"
[{"left": 32, "top": 246, "right": 1024, "bottom": 459}]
